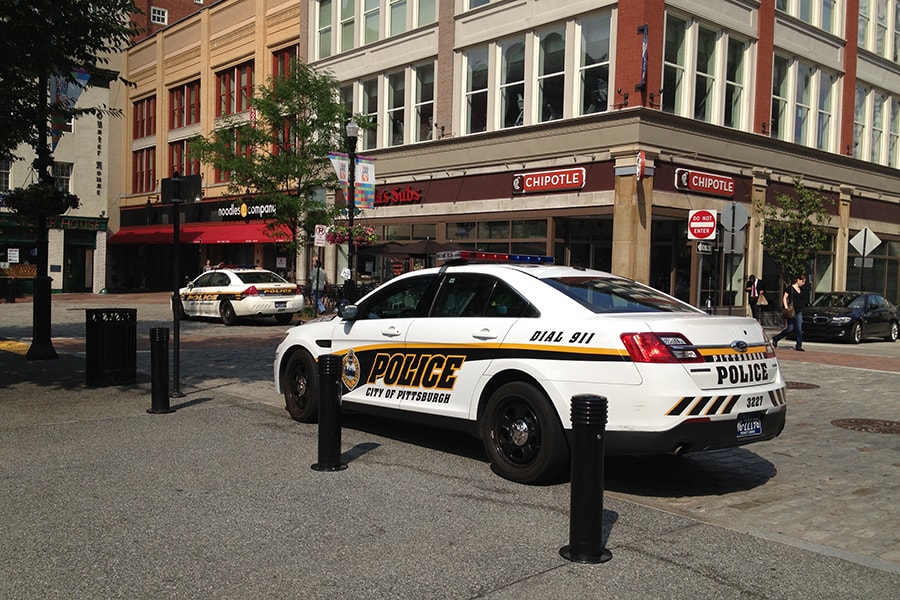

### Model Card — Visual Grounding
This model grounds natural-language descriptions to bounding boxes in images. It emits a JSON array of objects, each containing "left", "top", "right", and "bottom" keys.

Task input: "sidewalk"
[{"left": 2, "top": 341, "right": 899, "bottom": 598}]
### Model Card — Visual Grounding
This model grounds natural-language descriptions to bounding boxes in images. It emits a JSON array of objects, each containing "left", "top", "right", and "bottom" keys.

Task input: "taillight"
[
  {"left": 620, "top": 332, "right": 704, "bottom": 363},
  {"left": 242, "top": 285, "right": 260, "bottom": 298}
]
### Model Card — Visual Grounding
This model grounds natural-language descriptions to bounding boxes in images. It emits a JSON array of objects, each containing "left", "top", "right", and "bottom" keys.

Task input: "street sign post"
[
  {"left": 688, "top": 209, "right": 717, "bottom": 240},
  {"left": 849, "top": 227, "right": 882, "bottom": 289}
]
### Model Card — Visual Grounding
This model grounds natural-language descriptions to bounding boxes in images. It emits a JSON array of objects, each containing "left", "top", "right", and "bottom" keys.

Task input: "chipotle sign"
[
  {"left": 512, "top": 167, "right": 586, "bottom": 194},
  {"left": 675, "top": 168, "right": 734, "bottom": 198}
]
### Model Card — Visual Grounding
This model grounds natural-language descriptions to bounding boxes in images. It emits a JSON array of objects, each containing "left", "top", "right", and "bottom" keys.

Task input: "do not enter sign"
[{"left": 688, "top": 209, "right": 717, "bottom": 240}]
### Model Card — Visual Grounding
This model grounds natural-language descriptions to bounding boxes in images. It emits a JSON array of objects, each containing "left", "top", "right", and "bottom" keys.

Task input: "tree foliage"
[
  {"left": 0, "top": 0, "right": 139, "bottom": 159},
  {"left": 191, "top": 61, "right": 365, "bottom": 282},
  {"left": 755, "top": 178, "right": 833, "bottom": 282}
]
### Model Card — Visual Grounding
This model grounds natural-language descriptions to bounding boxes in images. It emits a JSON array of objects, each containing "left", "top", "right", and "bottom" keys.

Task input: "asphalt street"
[{"left": 1, "top": 293, "right": 899, "bottom": 599}]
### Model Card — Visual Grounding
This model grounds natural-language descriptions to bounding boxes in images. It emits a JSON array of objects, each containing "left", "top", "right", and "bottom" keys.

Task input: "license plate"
[
  {"left": 736, "top": 413, "right": 762, "bottom": 439},
  {"left": 275, "top": 301, "right": 287, "bottom": 309}
]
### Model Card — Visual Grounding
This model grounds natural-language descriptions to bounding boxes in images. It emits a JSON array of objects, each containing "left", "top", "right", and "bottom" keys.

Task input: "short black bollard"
[
  {"left": 560, "top": 394, "right": 612, "bottom": 564},
  {"left": 311, "top": 354, "right": 347, "bottom": 472},
  {"left": 147, "top": 327, "right": 175, "bottom": 414}
]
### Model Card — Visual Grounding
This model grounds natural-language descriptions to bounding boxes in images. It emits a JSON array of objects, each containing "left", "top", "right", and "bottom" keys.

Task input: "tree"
[
  {"left": 0, "top": 0, "right": 139, "bottom": 160},
  {"left": 755, "top": 178, "right": 833, "bottom": 284},
  {"left": 0, "top": 0, "right": 138, "bottom": 360},
  {"left": 191, "top": 60, "right": 363, "bottom": 282}
]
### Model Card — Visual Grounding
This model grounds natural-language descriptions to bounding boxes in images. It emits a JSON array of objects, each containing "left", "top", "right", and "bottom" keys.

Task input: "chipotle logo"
[{"left": 375, "top": 185, "right": 424, "bottom": 206}]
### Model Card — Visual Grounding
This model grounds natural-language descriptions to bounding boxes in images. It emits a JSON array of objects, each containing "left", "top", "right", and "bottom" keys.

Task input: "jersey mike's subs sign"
[
  {"left": 675, "top": 168, "right": 735, "bottom": 198},
  {"left": 513, "top": 167, "right": 586, "bottom": 194}
]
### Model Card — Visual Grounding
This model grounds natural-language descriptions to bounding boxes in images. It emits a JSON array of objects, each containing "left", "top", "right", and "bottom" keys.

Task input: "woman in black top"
[{"left": 771, "top": 274, "right": 808, "bottom": 351}]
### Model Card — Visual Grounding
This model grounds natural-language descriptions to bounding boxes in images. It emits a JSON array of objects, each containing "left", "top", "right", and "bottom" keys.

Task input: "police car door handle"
[
  {"left": 382, "top": 326, "right": 402, "bottom": 337},
  {"left": 473, "top": 328, "right": 498, "bottom": 340}
]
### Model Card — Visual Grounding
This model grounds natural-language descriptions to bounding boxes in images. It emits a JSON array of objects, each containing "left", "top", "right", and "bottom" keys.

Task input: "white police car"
[
  {"left": 179, "top": 267, "right": 304, "bottom": 325},
  {"left": 274, "top": 252, "right": 786, "bottom": 484}
]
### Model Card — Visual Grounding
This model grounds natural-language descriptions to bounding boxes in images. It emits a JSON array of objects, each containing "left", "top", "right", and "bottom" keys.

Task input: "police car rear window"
[
  {"left": 236, "top": 271, "right": 288, "bottom": 284},
  {"left": 543, "top": 277, "right": 699, "bottom": 314}
]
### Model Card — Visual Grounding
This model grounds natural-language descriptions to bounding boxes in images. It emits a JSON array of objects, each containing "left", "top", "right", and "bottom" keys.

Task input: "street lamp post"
[{"left": 344, "top": 120, "right": 359, "bottom": 302}]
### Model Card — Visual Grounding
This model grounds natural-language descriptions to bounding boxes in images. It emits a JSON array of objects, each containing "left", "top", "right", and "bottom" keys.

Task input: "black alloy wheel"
[
  {"left": 479, "top": 382, "right": 568, "bottom": 484},
  {"left": 283, "top": 351, "right": 319, "bottom": 422},
  {"left": 220, "top": 300, "right": 238, "bottom": 326}
]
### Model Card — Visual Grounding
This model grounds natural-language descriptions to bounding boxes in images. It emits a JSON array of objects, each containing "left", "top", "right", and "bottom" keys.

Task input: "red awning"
[{"left": 109, "top": 222, "right": 291, "bottom": 245}]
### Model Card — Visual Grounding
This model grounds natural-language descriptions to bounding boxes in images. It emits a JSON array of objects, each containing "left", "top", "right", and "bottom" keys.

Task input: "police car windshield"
[{"left": 543, "top": 276, "right": 699, "bottom": 314}]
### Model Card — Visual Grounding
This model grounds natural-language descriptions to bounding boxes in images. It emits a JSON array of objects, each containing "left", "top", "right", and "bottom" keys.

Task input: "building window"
[
  {"left": 340, "top": 83, "right": 354, "bottom": 115},
  {"left": 387, "top": 71, "right": 406, "bottom": 146},
  {"left": 465, "top": 46, "right": 489, "bottom": 134},
  {"left": 446, "top": 219, "right": 548, "bottom": 255},
  {"left": 499, "top": 37, "right": 526, "bottom": 128},
  {"left": 859, "top": 0, "right": 900, "bottom": 62},
  {"left": 317, "top": 1, "right": 437, "bottom": 58},
  {"left": 538, "top": 26, "right": 565, "bottom": 122},
  {"left": 414, "top": 63, "right": 435, "bottom": 141},
  {"left": 318, "top": 0, "right": 333, "bottom": 59},
  {"left": 340, "top": 0, "right": 355, "bottom": 53},
  {"left": 150, "top": 7, "right": 168, "bottom": 25},
  {"left": 213, "top": 131, "right": 251, "bottom": 183},
  {"left": 724, "top": 37, "right": 746, "bottom": 128},
  {"left": 362, "top": 78, "right": 379, "bottom": 150},
  {"left": 418, "top": 0, "right": 435, "bottom": 27},
  {"left": 216, "top": 62, "right": 254, "bottom": 118},
  {"left": 0, "top": 159, "right": 11, "bottom": 192},
  {"left": 469, "top": 0, "right": 490, "bottom": 8},
  {"left": 273, "top": 46, "right": 298, "bottom": 78},
  {"left": 693, "top": 26, "right": 717, "bottom": 122},
  {"left": 890, "top": 98, "right": 900, "bottom": 167},
  {"left": 364, "top": 0, "right": 380, "bottom": 44},
  {"left": 460, "top": 12, "right": 611, "bottom": 135},
  {"left": 776, "top": 0, "right": 839, "bottom": 35},
  {"left": 132, "top": 148, "right": 156, "bottom": 194},
  {"left": 771, "top": 54, "right": 837, "bottom": 151},
  {"left": 663, "top": 14, "right": 750, "bottom": 130},
  {"left": 854, "top": 85, "right": 900, "bottom": 164},
  {"left": 133, "top": 96, "right": 156, "bottom": 139},
  {"left": 663, "top": 15, "right": 687, "bottom": 117},
  {"left": 52, "top": 163, "right": 73, "bottom": 192},
  {"left": 169, "top": 80, "right": 200, "bottom": 130},
  {"left": 169, "top": 140, "right": 200, "bottom": 177},
  {"left": 389, "top": 0, "right": 407, "bottom": 37},
  {"left": 579, "top": 12, "right": 611, "bottom": 116}
]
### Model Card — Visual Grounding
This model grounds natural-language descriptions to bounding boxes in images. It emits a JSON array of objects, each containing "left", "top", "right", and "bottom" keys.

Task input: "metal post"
[
  {"left": 344, "top": 120, "right": 359, "bottom": 303},
  {"left": 560, "top": 394, "right": 612, "bottom": 564},
  {"left": 26, "top": 70, "right": 57, "bottom": 360},
  {"left": 171, "top": 174, "right": 184, "bottom": 398},
  {"left": 311, "top": 354, "right": 347, "bottom": 472},
  {"left": 148, "top": 327, "right": 174, "bottom": 414}
]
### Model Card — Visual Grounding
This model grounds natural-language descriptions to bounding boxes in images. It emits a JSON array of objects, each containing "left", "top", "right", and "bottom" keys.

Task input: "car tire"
[
  {"left": 850, "top": 321, "right": 862, "bottom": 344},
  {"left": 479, "top": 382, "right": 569, "bottom": 485},
  {"left": 274, "top": 313, "right": 294, "bottom": 325},
  {"left": 283, "top": 351, "right": 319, "bottom": 423},
  {"left": 220, "top": 300, "right": 238, "bottom": 326},
  {"left": 886, "top": 321, "right": 899, "bottom": 343}
]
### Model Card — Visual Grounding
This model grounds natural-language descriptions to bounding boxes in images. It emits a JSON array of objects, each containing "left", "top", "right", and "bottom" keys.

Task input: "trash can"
[{"left": 85, "top": 308, "right": 137, "bottom": 386}]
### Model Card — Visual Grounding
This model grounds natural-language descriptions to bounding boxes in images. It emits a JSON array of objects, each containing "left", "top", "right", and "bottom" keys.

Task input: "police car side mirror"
[{"left": 338, "top": 304, "right": 359, "bottom": 320}]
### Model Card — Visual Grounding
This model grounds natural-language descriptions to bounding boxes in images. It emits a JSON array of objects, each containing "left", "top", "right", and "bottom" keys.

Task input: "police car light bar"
[{"left": 436, "top": 250, "right": 554, "bottom": 264}]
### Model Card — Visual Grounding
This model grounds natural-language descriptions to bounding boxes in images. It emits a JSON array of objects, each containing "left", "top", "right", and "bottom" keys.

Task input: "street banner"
[
  {"left": 51, "top": 68, "right": 92, "bottom": 150},
  {"left": 328, "top": 152, "right": 376, "bottom": 210}
]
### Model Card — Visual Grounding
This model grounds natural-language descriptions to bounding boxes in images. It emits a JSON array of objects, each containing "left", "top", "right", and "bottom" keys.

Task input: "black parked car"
[{"left": 801, "top": 292, "right": 899, "bottom": 344}]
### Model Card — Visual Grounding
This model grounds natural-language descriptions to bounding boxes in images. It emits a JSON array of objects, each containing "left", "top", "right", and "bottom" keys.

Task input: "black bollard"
[
  {"left": 147, "top": 327, "right": 175, "bottom": 414},
  {"left": 311, "top": 354, "right": 347, "bottom": 472},
  {"left": 559, "top": 394, "right": 612, "bottom": 563}
]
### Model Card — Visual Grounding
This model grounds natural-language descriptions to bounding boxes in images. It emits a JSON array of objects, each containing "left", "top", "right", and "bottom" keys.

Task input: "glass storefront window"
[
  {"left": 412, "top": 223, "right": 436, "bottom": 239},
  {"left": 511, "top": 220, "right": 547, "bottom": 238},
  {"left": 479, "top": 221, "right": 510, "bottom": 238}
]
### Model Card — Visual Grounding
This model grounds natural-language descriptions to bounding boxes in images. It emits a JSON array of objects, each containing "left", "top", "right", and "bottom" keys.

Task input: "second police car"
[{"left": 274, "top": 252, "right": 786, "bottom": 484}]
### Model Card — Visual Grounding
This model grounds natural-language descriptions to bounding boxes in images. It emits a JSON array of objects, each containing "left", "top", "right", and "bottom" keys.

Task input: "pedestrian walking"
[
  {"left": 771, "top": 274, "right": 808, "bottom": 351},
  {"left": 745, "top": 274, "right": 765, "bottom": 320},
  {"left": 310, "top": 255, "right": 328, "bottom": 315}
]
